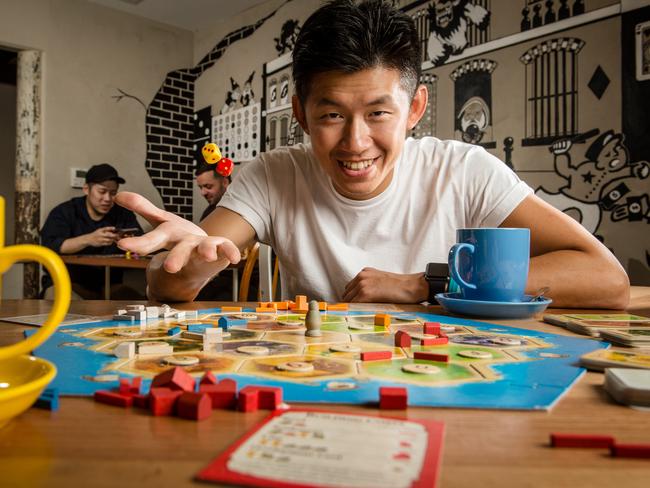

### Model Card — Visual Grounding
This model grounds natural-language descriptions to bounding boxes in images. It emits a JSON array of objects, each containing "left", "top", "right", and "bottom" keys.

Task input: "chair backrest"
[{"left": 238, "top": 242, "right": 260, "bottom": 301}]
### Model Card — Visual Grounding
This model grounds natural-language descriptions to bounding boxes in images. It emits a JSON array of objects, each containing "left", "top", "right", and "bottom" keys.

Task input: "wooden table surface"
[
  {"left": 1, "top": 288, "right": 649, "bottom": 488},
  {"left": 60, "top": 254, "right": 151, "bottom": 269}
]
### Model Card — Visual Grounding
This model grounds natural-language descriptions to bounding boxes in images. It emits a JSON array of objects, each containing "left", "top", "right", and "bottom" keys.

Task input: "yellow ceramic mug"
[{"left": 0, "top": 195, "right": 71, "bottom": 427}]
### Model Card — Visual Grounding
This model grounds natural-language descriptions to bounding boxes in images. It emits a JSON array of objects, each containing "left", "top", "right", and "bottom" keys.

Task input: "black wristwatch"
[{"left": 424, "top": 262, "right": 450, "bottom": 303}]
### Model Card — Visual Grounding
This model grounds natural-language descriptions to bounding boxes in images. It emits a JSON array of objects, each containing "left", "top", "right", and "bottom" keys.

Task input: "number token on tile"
[
  {"left": 409, "top": 333, "right": 438, "bottom": 341},
  {"left": 138, "top": 341, "right": 168, "bottom": 348},
  {"left": 234, "top": 313, "right": 258, "bottom": 320},
  {"left": 277, "top": 320, "right": 302, "bottom": 326},
  {"left": 402, "top": 363, "right": 440, "bottom": 375},
  {"left": 276, "top": 361, "right": 314, "bottom": 372},
  {"left": 458, "top": 349, "right": 493, "bottom": 359},
  {"left": 237, "top": 345, "right": 270, "bottom": 355},
  {"left": 163, "top": 355, "right": 199, "bottom": 366},
  {"left": 329, "top": 344, "right": 362, "bottom": 353},
  {"left": 491, "top": 337, "right": 522, "bottom": 346}
]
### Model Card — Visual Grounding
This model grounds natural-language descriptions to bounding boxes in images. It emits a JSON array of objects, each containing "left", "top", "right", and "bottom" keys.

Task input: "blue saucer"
[{"left": 435, "top": 292, "right": 552, "bottom": 319}]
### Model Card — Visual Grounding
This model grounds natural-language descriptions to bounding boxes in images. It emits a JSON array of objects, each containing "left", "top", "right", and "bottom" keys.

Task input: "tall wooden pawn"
[{"left": 305, "top": 300, "right": 322, "bottom": 337}]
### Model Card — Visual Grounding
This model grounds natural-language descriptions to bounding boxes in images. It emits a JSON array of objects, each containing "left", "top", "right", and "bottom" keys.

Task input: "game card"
[
  {"left": 196, "top": 409, "right": 445, "bottom": 488},
  {"left": 580, "top": 349, "right": 650, "bottom": 371}
]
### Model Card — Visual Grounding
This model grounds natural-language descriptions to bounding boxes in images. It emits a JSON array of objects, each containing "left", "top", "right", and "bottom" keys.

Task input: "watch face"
[{"left": 426, "top": 262, "right": 449, "bottom": 279}]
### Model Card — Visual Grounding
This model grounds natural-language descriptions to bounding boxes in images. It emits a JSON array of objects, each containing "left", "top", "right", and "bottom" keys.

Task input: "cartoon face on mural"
[
  {"left": 551, "top": 130, "right": 649, "bottom": 207},
  {"left": 274, "top": 19, "right": 301, "bottom": 55},
  {"left": 458, "top": 96, "right": 490, "bottom": 144},
  {"left": 427, "top": 0, "right": 491, "bottom": 66},
  {"left": 220, "top": 77, "right": 242, "bottom": 114}
]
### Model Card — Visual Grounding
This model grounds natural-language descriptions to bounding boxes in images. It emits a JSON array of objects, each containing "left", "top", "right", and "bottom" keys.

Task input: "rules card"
[{"left": 196, "top": 409, "right": 445, "bottom": 488}]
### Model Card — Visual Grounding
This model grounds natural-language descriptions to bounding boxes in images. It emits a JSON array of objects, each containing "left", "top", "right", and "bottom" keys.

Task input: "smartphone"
[{"left": 116, "top": 227, "right": 140, "bottom": 238}]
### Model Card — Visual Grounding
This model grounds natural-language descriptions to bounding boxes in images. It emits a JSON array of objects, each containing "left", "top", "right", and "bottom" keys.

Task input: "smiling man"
[
  {"left": 115, "top": 0, "right": 628, "bottom": 308},
  {"left": 40, "top": 163, "right": 142, "bottom": 299}
]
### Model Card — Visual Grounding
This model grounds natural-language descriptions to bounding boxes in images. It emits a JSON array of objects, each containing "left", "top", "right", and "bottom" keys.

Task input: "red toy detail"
[
  {"left": 414, "top": 351, "right": 449, "bottom": 362},
  {"left": 379, "top": 386, "right": 408, "bottom": 410},
  {"left": 94, "top": 390, "right": 133, "bottom": 408},
  {"left": 360, "top": 350, "right": 392, "bottom": 361},
  {"left": 238, "top": 386, "right": 259, "bottom": 413},
  {"left": 200, "top": 371, "right": 219, "bottom": 386},
  {"left": 177, "top": 392, "right": 213, "bottom": 421},
  {"left": 151, "top": 366, "right": 196, "bottom": 392},
  {"left": 394, "top": 330, "right": 412, "bottom": 348},
  {"left": 421, "top": 337, "right": 448, "bottom": 346},
  {"left": 216, "top": 157, "right": 233, "bottom": 177},
  {"left": 423, "top": 322, "right": 441, "bottom": 335},
  {"left": 199, "top": 378, "right": 238, "bottom": 409},
  {"left": 149, "top": 387, "right": 183, "bottom": 416},
  {"left": 610, "top": 443, "right": 650, "bottom": 458},
  {"left": 550, "top": 433, "right": 615, "bottom": 448}
]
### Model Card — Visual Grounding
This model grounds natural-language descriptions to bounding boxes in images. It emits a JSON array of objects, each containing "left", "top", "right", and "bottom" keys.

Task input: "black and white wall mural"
[{"left": 109, "top": 0, "right": 649, "bottom": 283}]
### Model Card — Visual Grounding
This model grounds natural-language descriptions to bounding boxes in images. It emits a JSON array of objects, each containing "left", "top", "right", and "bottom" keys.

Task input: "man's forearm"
[
  {"left": 146, "top": 252, "right": 228, "bottom": 302},
  {"left": 527, "top": 250, "right": 629, "bottom": 309},
  {"left": 59, "top": 235, "right": 89, "bottom": 254}
]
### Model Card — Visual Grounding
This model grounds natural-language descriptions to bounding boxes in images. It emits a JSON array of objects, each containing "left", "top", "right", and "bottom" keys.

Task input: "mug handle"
[
  {"left": 0, "top": 244, "right": 71, "bottom": 360},
  {"left": 448, "top": 242, "right": 477, "bottom": 291}
]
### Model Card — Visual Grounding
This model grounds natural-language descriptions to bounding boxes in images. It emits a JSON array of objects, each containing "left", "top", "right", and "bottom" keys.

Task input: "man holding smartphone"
[{"left": 40, "top": 164, "right": 143, "bottom": 299}]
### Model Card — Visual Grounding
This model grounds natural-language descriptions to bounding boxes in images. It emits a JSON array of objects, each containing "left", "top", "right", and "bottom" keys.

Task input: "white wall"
[
  {"left": 0, "top": 0, "right": 194, "bottom": 230},
  {"left": 0, "top": 81, "right": 22, "bottom": 298}
]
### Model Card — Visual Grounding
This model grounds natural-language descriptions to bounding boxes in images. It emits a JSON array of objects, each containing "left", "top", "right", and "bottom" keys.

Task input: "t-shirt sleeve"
[
  {"left": 464, "top": 146, "right": 533, "bottom": 228},
  {"left": 40, "top": 205, "right": 73, "bottom": 253},
  {"left": 217, "top": 156, "right": 271, "bottom": 243}
]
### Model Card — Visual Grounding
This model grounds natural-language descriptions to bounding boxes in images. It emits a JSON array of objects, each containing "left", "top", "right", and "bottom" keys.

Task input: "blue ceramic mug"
[{"left": 448, "top": 228, "right": 530, "bottom": 302}]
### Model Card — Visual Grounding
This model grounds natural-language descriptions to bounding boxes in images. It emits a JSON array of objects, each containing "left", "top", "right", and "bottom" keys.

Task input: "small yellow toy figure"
[
  {"left": 201, "top": 142, "right": 222, "bottom": 164},
  {"left": 201, "top": 142, "right": 234, "bottom": 177}
]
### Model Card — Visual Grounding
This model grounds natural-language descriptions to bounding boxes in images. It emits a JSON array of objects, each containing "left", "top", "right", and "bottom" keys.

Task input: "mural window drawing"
[
  {"left": 280, "top": 75, "right": 290, "bottom": 105},
  {"left": 280, "top": 116, "right": 289, "bottom": 147},
  {"left": 636, "top": 20, "right": 650, "bottom": 82},
  {"left": 521, "top": 1, "right": 585, "bottom": 32},
  {"left": 269, "top": 78, "right": 278, "bottom": 108},
  {"left": 410, "top": 6, "right": 432, "bottom": 64},
  {"left": 520, "top": 37, "right": 585, "bottom": 146},
  {"left": 268, "top": 117, "right": 277, "bottom": 150},
  {"left": 411, "top": 73, "right": 438, "bottom": 138},
  {"left": 450, "top": 59, "right": 496, "bottom": 148}
]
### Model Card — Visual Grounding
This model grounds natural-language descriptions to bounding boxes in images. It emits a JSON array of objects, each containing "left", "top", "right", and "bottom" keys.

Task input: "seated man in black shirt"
[{"left": 40, "top": 164, "right": 143, "bottom": 299}]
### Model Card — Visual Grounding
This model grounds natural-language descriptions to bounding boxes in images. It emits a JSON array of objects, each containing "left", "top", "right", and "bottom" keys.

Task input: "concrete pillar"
[{"left": 15, "top": 50, "right": 42, "bottom": 298}]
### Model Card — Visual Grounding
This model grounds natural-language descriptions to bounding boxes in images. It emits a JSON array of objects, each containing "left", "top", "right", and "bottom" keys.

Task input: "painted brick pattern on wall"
[{"left": 144, "top": 4, "right": 286, "bottom": 219}]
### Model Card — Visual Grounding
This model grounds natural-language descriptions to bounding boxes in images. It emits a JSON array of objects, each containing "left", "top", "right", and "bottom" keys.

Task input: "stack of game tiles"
[
  {"left": 599, "top": 329, "right": 650, "bottom": 347},
  {"left": 604, "top": 368, "right": 650, "bottom": 407},
  {"left": 580, "top": 348, "right": 650, "bottom": 371},
  {"left": 544, "top": 313, "right": 650, "bottom": 338}
]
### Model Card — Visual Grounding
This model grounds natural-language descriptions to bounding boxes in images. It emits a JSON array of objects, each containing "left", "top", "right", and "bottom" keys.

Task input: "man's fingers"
[
  {"left": 164, "top": 240, "right": 197, "bottom": 274},
  {"left": 115, "top": 191, "right": 170, "bottom": 225},
  {"left": 118, "top": 227, "right": 169, "bottom": 255},
  {"left": 342, "top": 282, "right": 361, "bottom": 302},
  {"left": 196, "top": 237, "right": 241, "bottom": 264}
]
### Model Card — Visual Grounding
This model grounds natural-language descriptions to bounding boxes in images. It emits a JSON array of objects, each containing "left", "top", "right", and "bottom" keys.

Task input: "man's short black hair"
[
  {"left": 292, "top": 0, "right": 421, "bottom": 105},
  {"left": 195, "top": 162, "right": 232, "bottom": 183}
]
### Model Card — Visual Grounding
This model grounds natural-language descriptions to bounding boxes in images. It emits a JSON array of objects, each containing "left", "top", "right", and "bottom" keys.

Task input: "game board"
[{"left": 29, "top": 307, "right": 606, "bottom": 410}]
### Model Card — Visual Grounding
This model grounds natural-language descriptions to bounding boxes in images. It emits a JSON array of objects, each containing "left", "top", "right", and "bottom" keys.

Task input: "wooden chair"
[{"left": 238, "top": 243, "right": 279, "bottom": 302}]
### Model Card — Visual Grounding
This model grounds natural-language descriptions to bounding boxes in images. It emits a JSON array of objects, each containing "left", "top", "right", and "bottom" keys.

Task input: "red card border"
[{"left": 196, "top": 408, "right": 445, "bottom": 488}]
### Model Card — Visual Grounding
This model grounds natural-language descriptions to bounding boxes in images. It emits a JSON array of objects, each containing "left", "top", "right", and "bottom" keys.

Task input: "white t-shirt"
[{"left": 219, "top": 137, "right": 532, "bottom": 301}]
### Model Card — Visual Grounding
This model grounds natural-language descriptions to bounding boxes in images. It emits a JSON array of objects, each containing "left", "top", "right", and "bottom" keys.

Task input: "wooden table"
[
  {"left": 0, "top": 288, "right": 649, "bottom": 488},
  {"left": 60, "top": 254, "right": 242, "bottom": 300}
]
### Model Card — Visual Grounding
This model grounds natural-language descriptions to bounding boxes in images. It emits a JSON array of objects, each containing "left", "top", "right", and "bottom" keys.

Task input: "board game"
[{"left": 29, "top": 307, "right": 606, "bottom": 410}]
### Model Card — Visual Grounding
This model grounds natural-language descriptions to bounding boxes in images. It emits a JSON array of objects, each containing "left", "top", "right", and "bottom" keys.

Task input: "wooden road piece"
[
  {"left": 550, "top": 433, "right": 615, "bottom": 448},
  {"left": 360, "top": 350, "right": 392, "bottom": 361},
  {"left": 374, "top": 314, "right": 391, "bottom": 328},
  {"left": 94, "top": 390, "right": 133, "bottom": 408},
  {"left": 414, "top": 351, "right": 449, "bottom": 363},
  {"left": 610, "top": 443, "right": 650, "bottom": 458},
  {"left": 421, "top": 337, "right": 449, "bottom": 346},
  {"left": 423, "top": 322, "right": 441, "bottom": 335}
]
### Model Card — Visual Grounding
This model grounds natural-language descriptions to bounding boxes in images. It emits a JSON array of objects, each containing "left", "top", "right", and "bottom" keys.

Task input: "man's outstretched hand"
[{"left": 114, "top": 191, "right": 241, "bottom": 276}]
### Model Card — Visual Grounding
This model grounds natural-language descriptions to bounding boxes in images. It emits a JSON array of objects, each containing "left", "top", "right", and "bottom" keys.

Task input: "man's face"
[
  {"left": 197, "top": 171, "right": 229, "bottom": 206},
  {"left": 83, "top": 180, "right": 118, "bottom": 217},
  {"left": 293, "top": 67, "right": 426, "bottom": 200}
]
